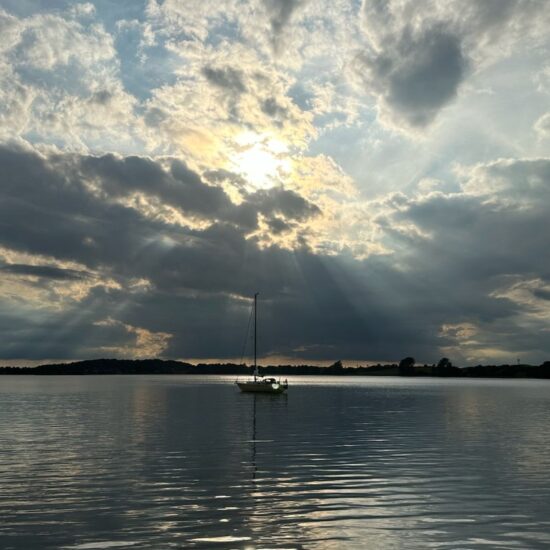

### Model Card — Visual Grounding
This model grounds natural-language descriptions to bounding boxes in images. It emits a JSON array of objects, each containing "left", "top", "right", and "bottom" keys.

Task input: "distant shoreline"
[{"left": 1, "top": 358, "right": 550, "bottom": 379}]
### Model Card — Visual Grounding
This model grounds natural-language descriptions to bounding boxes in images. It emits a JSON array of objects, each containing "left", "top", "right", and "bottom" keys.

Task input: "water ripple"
[{"left": 1, "top": 376, "right": 550, "bottom": 548}]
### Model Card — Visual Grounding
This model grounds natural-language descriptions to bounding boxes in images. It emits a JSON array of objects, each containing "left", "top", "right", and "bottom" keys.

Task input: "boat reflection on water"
[{"left": 247, "top": 391, "right": 289, "bottom": 483}]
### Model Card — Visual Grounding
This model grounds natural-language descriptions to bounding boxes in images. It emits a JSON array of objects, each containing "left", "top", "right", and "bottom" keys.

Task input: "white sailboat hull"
[{"left": 236, "top": 380, "right": 288, "bottom": 394}]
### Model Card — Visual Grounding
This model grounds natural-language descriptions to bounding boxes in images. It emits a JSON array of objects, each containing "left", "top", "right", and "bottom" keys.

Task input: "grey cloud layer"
[
  {"left": 0, "top": 262, "right": 91, "bottom": 280},
  {"left": 1, "top": 143, "right": 550, "bottom": 363},
  {"left": 356, "top": 0, "right": 550, "bottom": 129},
  {"left": 0, "top": 144, "right": 319, "bottom": 264},
  {"left": 354, "top": 23, "right": 466, "bottom": 127}
]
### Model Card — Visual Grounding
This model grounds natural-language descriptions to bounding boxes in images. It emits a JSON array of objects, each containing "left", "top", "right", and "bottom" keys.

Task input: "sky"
[{"left": 0, "top": 0, "right": 549, "bottom": 366}]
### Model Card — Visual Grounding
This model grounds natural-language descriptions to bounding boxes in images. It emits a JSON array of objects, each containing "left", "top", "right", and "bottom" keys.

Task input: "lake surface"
[{"left": 1, "top": 375, "right": 550, "bottom": 549}]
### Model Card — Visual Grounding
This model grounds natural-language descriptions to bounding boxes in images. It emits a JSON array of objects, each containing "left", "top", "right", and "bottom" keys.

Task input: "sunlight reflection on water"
[{"left": 1, "top": 375, "right": 550, "bottom": 549}]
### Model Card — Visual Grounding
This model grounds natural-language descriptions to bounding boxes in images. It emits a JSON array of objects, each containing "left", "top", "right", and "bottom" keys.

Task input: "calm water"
[{"left": 1, "top": 376, "right": 550, "bottom": 549}]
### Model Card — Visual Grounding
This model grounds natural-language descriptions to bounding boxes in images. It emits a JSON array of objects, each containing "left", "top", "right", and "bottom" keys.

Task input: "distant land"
[{"left": 1, "top": 358, "right": 550, "bottom": 378}]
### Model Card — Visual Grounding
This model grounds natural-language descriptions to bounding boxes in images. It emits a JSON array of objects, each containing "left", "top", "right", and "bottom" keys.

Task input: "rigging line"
[{"left": 239, "top": 300, "right": 254, "bottom": 365}]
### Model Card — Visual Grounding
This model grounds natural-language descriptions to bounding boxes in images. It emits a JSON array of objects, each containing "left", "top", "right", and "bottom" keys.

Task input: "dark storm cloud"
[
  {"left": 0, "top": 263, "right": 90, "bottom": 280},
  {"left": 71, "top": 151, "right": 319, "bottom": 232},
  {"left": 0, "top": 143, "right": 320, "bottom": 294},
  {"left": 355, "top": 24, "right": 467, "bottom": 127},
  {"left": 404, "top": 195, "right": 550, "bottom": 289},
  {"left": 0, "top": 144, "right": 158, "bottom": 269},
  {"left": 384, "top": 28, "right": 465, "bottom": 126},
  {"left": 0, "top": 143, "right": 322, "bottom": 359},
  {"left": 377, "top": 162, "right": 550, "bottom": 360},
  {"left": 0, "top": 142, "right": 434, "bottom": 362},
  {"left": 79, "top": 153, "right": 236, "bottom": 221},
  {"left": 2, "top": 142, "right": 550, "bottom": 364},
  {"left": 0, "top": 289, "right": 141, "bottom": 360},
  {"left": 533, "top": 288, "right": 550, "bottom": 301},
  {"left": 75, "top": 251, "right": 448, "bottom": 363}
]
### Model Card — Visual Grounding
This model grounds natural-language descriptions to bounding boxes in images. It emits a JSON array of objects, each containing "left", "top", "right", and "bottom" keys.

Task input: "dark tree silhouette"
[
  {"left": 328, "top": 360, "right": 344, "bottom": 371},
  {"left": 435, "top": 356, "right": 458, "bottom": 376},
  {"left": 398, "top": 356, "right": 415, "bottom": 376}
]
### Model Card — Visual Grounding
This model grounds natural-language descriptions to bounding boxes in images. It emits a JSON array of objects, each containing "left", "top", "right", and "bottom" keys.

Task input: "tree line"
[{"left": 1, "top": 357, "right": 550, "bottom": 378}]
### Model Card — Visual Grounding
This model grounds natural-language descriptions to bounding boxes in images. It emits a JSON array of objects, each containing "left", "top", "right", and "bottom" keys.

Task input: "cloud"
[
  {"left": 0, "top": 142, "right": 321, "bottom": 285},
  {"left": 354, "top": 23, "right": 467, "bottom": 128},
  {"left": 0, "top": 7, "right": 146, "bottom": 151},
  {"left": 93, "top": 317, "right": 172, "bottom": 357},
  {"left": 0, "top": 1, "right": 352, "bottom": 158},
  {"left": 2, "top": 141, "right": 550, "bottom": 364},
  {"left": 355, "top": 0, "right": 550, "bottom": 132},
  {"left": 0, "top": 263, "right": 90, "bottom": 280},
  {"left": 250, "top": 186, "right": 320, "bottom": 221},
  {"left": 459, "top": 157, "right": 550, "bottom": 207},
  {"left": 145, "top": 0, "right": 242, "bottom": 42},
  {"left": 202, "top": 65, "right": 247, "bottom": 94},
  {"left": 140, "top": 35, "right": 318, "bottom": 161},
  {"left": 535, "top": 112, "right": 550, "bottom": 139},
  {"left": 145, "top": 0, "right": 359, "bottom": 76},
  {"left": 78, "top": 153, "right": 237, "bottom": 222},
  {"left": 262, "top": 0, "right": 305, "bottom": 51},
  {"left": 377, "top": 156, "right": 550, "bottom": 362},
  {"left": 0, "top": 141, "right": 325, "bottom": 359},
  {"left": 261, "top": 97, "right": 289, "bottom": 120},
  {"left": 13, "top": 13, "right": 114, "bottom": 70},
  {"left": 0, "top": 141, "right": 427, "bottom": 361}
]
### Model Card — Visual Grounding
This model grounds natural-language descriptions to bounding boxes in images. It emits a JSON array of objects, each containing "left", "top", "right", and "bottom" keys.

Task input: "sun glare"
[{"left": 231, "top": 133, "right": 291, "bottom": 189}]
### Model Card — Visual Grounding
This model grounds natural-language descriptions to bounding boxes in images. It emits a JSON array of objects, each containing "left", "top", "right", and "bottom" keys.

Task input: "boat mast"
[{"left": 254, "top": 292, "right": 259, "bottom": 380}]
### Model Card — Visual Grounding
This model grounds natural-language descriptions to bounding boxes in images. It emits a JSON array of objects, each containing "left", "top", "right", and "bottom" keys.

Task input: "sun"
[{"left": 231, "top": 133, "right": 291, "bottom": 189}]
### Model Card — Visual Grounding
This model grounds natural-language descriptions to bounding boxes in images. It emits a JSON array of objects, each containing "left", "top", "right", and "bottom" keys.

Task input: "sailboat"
[{"left": 236, "top": 293, "right": 288, "bottom": 394}]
